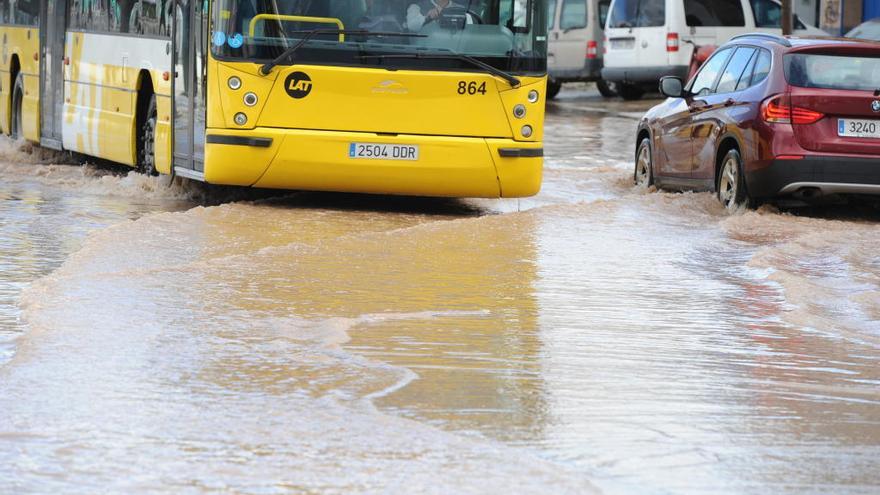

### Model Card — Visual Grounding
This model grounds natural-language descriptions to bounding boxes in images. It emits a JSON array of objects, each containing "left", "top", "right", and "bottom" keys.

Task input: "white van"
[
  {"left": 601, "top": 0, "right": 826, "bottom": 99},
  {"left": 547, "top": 0, "right": 614, "bottom": 99}
]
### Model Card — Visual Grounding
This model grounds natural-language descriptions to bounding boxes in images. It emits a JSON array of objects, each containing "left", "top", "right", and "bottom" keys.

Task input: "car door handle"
[{"left": 723, "top": 98, "right": 736, "bottom": 107}]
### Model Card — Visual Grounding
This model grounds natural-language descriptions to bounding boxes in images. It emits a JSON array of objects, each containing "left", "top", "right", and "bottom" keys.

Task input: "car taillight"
[
  {"left": 603, "top": 36, "right": 608, "bottom": 55},
  {"left": 761, "top": 94, "right": 825, "bottom": 125},
  {"left": 666, "top": 33, "right": 679, "bottom": 52},
  {"left": 587, "top": 40, "right": 598, "bottom": 59},
  {"left": 791, "top": 106, "right": 824, "bottom": 125}
]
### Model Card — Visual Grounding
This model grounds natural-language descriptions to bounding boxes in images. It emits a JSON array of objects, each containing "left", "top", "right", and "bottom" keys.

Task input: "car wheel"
[
  {"left": 716, "top": 149, "right": 752, "bottom": 210},
  {"left": 596, "top": 79, "right": 617, "bottom": 98},
  {"left": 634, "top": 137, "right": 654, "bottom": 188},
  {"left": 546, "top": 79, "right": 562, "bottom": 100},
  {"left": 617, "top": 82, "right": 644, "bottom": 101}
]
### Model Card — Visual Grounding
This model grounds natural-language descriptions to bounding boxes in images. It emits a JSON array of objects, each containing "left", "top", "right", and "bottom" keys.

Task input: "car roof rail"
[{"left": 729, "top": 32, "right": 792, "bottom": 47}]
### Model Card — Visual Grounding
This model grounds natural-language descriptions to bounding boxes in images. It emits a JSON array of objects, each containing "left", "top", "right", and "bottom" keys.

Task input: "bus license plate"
[
  {"left": 349, "top": 143, "right": 419, "bottom": 160},
  {"left": 838, "top": 119, "right": 880, "bottom": 139}
]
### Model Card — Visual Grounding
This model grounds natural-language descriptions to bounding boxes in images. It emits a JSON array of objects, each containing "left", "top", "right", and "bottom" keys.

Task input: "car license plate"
[
  {"left": 838, "top": 119, "right": 880, "bottom": 138},
  {"left": 610, "top": 38, "right": 635, "bottom": 50},
  {"left": 349, "top": 143, "right": 419, "bottom": 160}
]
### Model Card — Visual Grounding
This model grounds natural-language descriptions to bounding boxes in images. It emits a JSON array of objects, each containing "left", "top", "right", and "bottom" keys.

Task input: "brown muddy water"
[{"left": 1, "top": 91, "right": 879, "bottom": 494}]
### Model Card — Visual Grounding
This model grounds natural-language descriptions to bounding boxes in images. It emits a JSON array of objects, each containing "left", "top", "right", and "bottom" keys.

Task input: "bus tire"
[
  {"left": 11, "top": 72, "right": 23, "bottom": 140},
  {"left": 138, "top": 94, "right": 158, "bottom": 176}
]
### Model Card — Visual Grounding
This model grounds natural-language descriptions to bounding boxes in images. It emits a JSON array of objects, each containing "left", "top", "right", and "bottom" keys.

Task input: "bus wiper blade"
[
  {"left": 359, "top": 52, "right": 521, "bottom": 87},
  {"left": 260, "top": 29, "right": 426, "bottom": 75}
]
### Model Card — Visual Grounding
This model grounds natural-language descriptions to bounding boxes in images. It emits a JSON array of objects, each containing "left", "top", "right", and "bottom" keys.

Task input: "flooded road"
[{"left": 1, "top": 87, "right": 879, "bottom": 494}]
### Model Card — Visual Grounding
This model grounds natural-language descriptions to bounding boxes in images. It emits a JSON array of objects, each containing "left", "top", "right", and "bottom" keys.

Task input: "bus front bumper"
[{"left": 203, "top": 128, "right": 543, "bottom": 198}]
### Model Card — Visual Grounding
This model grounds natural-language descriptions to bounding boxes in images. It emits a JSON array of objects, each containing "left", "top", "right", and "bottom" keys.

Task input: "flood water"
[{"left": 1, "top": 88, "right": 879, "bottom": 494}]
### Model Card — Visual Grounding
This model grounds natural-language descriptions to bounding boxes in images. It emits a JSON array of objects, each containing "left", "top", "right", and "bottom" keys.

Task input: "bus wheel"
[
  {"left": 11, "top": 73, "right": 23, "bottom": 140},
  {"left": 138, "top": 95, "right": 158, "bottom": 176}
]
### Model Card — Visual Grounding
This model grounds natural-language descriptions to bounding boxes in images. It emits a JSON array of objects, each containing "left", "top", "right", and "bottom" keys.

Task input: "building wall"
[{"left": 796, "top": 0, "right": 818, "bottom": 27}]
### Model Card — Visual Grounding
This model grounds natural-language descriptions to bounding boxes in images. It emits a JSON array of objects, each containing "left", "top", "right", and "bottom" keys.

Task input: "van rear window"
[
  {"left": 685, "top": 0, "right": 745, "bottom": 27},
  {"left": 785, "top": 54, "right": 880, "bottom": 91},
  {"left": 607, "top": 0, "right": 665, "bottom": 28}
]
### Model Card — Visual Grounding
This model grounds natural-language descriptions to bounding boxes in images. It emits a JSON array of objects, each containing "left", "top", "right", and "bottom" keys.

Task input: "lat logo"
[
  {"left": 285, "top": 71, "right": 313, "bottom": 99},
  {"left": 872, "top": 100, "right": 880, "bottom": 113}
]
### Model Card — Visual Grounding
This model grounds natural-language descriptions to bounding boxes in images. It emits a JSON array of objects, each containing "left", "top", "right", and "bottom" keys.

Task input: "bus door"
[
  {"left": 171, "top": 0, "right": 209, "bottom": 179},
  {"left": 38, "top": 0, "right": 66, "bottom": 150}
]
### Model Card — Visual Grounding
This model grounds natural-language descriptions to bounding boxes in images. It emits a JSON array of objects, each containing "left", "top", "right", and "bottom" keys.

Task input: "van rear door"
[
  {"left": 554, "top": 0, "right": 590, "bottom": 73},
  {"left": 682, "top": 0, "right": 750, "bottom": 48},
  {"left": 605, "top": 0, "right": 666, "bottom": 72},
  {"left": 547, "top": 0, "right": 562, "bottom": 72}
]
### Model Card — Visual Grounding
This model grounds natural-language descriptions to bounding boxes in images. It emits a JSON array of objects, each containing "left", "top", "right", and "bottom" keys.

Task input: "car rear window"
[
  {"left": 785, "top": 53, "right": 880, "bottom": 91},
  {"left": 685, "top": 0, "right": 745, "bottom": 27},
  {"left": 607, "top": 0, "right": 665, "bottom": 28},
  {"left": 560, "top": 0, "right": 587, "bottom": 30}
]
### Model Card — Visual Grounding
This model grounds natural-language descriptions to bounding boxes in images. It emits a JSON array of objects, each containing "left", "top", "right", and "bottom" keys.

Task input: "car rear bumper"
[
  {"left": 601, "top": 65, "right": 689, "bottom": 85},
  {"left": 746, "top": 156, "right": 880, "bottom": 199},
  {"left": 549, "top": 59, "right": 603, "bottom": 82}
]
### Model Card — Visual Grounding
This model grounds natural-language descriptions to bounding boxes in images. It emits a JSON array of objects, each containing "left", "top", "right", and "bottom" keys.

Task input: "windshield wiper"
[
  {"left": 260, "top": 29, "right": 426, "bottom": 75},
  {"left": 359, "top": 52, "right": 520, "bottom": 87}
]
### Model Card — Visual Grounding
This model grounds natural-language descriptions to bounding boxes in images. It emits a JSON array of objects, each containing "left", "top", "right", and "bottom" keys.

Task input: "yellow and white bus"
[{"left": 1, "top": 0, "right": 547, "bottom": 197}]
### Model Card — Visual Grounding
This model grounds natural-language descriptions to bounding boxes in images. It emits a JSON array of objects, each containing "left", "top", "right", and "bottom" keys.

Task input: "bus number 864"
[{"left": 458, "top": 81, "right": 487, "bottom": 95}]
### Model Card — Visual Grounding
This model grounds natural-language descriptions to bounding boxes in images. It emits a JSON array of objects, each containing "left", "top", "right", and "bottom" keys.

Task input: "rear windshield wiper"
[
  {"left": 359, "top": 52, "right": 521, "bottom": 87},
  {"left": 260, "top": 29, "right": 426, "bottom": 75}
]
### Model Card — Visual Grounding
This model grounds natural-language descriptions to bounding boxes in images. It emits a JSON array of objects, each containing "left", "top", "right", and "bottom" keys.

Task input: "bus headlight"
[
  {"left": 513, "top": 104, "right": 526, "bottom": 119},
  {"left": 528, "top": 90, "right": 539, "bottom": 103},
  {"left": 521, "top": 125, "right": 533, "bottom": 138},
  {"left": 243, "top": 92, "right": 258, "bottom": 107},
  {"left": 228, "top": 76, "right": 242, "bottom": 90},
  {"left": 234, "top": 112, "right": 248, "bottom": 126}
]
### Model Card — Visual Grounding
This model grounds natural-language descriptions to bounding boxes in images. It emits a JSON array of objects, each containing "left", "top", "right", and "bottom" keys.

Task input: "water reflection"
[{"left": 1, "top": 98, "right": 879, "bottom": 494}]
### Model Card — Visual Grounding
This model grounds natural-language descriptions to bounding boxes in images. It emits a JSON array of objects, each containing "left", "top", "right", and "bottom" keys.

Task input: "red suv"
[{"left": 633, "top": 33, "right": 880, "bottom": 209}]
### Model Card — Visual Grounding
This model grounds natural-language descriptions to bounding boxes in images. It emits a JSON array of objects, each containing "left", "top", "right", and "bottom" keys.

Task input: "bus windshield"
[{"left": 211, "top": 0, "right": 547, "bottom": 74}]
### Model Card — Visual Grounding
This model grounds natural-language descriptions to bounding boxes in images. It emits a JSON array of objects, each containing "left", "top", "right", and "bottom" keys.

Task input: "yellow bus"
[{"left": 2, "top": 0, "right": 547, "bottom": 198}]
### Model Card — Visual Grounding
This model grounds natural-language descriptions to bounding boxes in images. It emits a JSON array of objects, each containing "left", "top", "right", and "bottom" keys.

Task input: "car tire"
[
  {"left": 596, "top": 79, "right": 617, "bottom": 98},
  {"left": 634, "top": 137, "right": 654, "bottom": 188},
  {"left": 138, "top": 94, "right": 158, "bottom": 176},
  {"left": 546, "top": 79, "right": 562, "bottom": 100},
  {"left": 11, "top": 72, "right": 23, "bottom": 140},
  {"left": 716, "top": 149, "right": 752, "bottom": 210},
  {"left": 616, "top": 82, "right": 644, "bottom": 101}
]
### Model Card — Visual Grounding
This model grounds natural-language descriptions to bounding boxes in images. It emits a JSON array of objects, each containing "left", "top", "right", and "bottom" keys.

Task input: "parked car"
[
  {"left": 633, "top": 33, "right": 880, "bottom": 209},
  {"left": 547, "top": 0, "right": 615, "bottom": 98},
  {"left": 602, "top": 0, "right": 826, "bottom": 100},
  {"left": 845, "top": 18, "right": 880, "bottom": 41}
]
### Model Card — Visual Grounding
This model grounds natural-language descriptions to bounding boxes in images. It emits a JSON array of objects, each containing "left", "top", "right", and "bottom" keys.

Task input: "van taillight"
[
  {"left": 761, "top": 94, "right": 824, "bottom": 125},
  {"left": 603, "top": 36, "right": 608, "bottom": 54},
  {"left": 587, "top": 40, "right": 598, "bottom": 59},
  {"left": 666, "top": 33, "right": 679, "bottom": 52}
]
